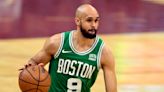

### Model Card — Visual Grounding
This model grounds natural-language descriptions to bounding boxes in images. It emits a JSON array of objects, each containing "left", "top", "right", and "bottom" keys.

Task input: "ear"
[{"left": 75, "top": 17, "right": 80, "bottom": 26}]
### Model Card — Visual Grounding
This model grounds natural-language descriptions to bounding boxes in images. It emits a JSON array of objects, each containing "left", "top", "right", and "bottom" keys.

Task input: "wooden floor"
[{"left": 0, "top": 32, "right": 164, "bottom": 92}]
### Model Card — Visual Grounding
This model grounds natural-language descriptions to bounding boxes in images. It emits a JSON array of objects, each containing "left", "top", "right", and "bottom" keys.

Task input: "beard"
[{"left": 80, "top": 25, "right": 97, "bottom": 39}]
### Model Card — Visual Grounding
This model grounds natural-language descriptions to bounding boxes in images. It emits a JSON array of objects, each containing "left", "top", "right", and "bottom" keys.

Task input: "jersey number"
[{"left": 67, "top": 78, "right": 82, "bottom": 92}]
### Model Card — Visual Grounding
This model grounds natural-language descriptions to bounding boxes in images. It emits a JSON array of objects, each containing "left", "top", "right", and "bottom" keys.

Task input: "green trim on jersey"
[{"left": 49, "top": 31, "right": 104, "bottom": 92}]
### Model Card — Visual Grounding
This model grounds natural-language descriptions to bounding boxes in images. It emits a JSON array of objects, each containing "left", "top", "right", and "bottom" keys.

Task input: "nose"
[{"left": 91, "top": 22, "right": 96, "bottom": 28}]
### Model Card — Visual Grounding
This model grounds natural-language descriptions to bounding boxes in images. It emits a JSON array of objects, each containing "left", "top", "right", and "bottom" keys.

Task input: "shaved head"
[
  {"left": 75, "top": 4, "right": 99, "bottom": 18},
  {"left": 75, "top": 4, "right": 100, "bottom": 39}
]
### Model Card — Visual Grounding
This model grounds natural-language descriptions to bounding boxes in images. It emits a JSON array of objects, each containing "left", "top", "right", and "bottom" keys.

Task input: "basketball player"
[{"left": 24, "top": 4, "right": 117, "bottom": 92}]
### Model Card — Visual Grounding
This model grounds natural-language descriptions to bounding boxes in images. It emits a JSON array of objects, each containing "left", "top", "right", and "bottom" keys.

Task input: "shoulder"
[
  {"left": 49, "top": 33, "right": 63, "bottom": 45},
  {"left": 100, "top": 44, "right": 115, "bottom": 69},
  {"left": 43, "top": 33, "right": 64, "bottom": 55}
]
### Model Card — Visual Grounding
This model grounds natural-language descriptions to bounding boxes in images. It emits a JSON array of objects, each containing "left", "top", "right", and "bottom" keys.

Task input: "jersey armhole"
[
  {"left": 97, "top": 42, "right": 104, "bottom": 70},
  {"left": 54, "top": 33, "right": 64, "bottom": 58}
]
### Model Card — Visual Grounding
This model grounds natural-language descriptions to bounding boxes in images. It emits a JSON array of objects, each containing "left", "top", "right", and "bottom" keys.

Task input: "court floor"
[{"left": 0, "top": 32, "right": 164, "bottom": 92}]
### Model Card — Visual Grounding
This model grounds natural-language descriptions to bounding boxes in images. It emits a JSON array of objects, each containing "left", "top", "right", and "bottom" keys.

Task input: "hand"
[
  {"left": 19, "top": 62, "right": 44, "bottom": 71},
  {"left": 19, "top": 63, "right": 32, "bottom": 71},
  {"left": 38, "top": 63, "right": 44, "bottom": 67}
]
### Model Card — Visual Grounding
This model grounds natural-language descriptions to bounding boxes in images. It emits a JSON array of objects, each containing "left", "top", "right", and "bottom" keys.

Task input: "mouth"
[{"left": 88, "top": 29, "right": 96, "bottom": 34}]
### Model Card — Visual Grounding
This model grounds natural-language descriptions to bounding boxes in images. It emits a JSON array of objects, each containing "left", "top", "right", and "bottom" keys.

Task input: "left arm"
[{"left": 101, "top": 45, "right": 117, "bottom": 92}]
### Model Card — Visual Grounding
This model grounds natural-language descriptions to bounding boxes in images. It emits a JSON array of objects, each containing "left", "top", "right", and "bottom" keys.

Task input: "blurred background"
[{"left": 0, "top": 0, "right": 164, "bottom": 92}]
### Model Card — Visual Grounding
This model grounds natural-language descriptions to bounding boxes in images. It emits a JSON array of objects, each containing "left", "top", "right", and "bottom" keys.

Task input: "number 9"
[{"left": 67, "top": 78, "right": 82, "bottom": 92}]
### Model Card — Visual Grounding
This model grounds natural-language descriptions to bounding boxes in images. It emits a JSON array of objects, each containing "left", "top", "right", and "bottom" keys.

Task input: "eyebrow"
[{"left": 86, "top": 17, "right": 100, "bottom": 19}]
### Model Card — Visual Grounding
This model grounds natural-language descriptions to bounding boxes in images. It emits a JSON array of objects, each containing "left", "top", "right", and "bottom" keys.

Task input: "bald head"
[
  {"left": 75, "top": 4, "right": 99, "bottom": 19},
  {"left": 74, "top": 4, "right": 100, "bottom": 39}
]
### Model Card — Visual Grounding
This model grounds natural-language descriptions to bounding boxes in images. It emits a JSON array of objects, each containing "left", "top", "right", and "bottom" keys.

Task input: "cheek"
[
  {"left": 81, "top": 23, "right": 90, "bottom": 30},
  {"left": 96, "top": 24, "right": 99, "bottom": 29},
  {"left": 95, "top": 22, "right": 99, "bottom": 27}
]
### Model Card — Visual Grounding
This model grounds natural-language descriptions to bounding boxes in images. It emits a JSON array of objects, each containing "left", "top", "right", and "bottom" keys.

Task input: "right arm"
[{"left": 27, "top": 33, "right": 62, "bottom": 66}]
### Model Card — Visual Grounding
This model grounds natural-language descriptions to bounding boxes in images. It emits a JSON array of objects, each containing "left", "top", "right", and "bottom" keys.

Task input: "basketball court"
[{"left": 0, "top": 32, "right": 164, "bottom": 92}]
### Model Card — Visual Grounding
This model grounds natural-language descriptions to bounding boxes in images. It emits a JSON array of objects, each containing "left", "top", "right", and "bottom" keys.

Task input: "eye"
[
  {"left": 86, "top": 19, "right": 92, "bottom": 22},
  {"left": 95, "top": 18, "right": 100, "bottom": 22}
]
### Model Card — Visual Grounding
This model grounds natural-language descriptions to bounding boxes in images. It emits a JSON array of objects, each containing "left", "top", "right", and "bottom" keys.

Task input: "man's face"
[{"left": 79, "top": 16, "right": 100, "bottom": 39}]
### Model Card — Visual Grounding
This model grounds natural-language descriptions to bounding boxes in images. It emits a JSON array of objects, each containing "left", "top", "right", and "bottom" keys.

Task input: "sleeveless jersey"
[{"left": 48, "top": 31, "right": 104, "bottom": 92}]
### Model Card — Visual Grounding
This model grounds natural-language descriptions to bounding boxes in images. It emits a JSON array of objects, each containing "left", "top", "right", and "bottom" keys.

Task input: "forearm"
[
  {"left": 28, "top": 49, "right": 53, "bottom": 65},
  {"left": 28, "top": 58, "right": 38, "bottom": 65},
  {"left": 104, "top": 70, "right": 117, "bottom": 92}
]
